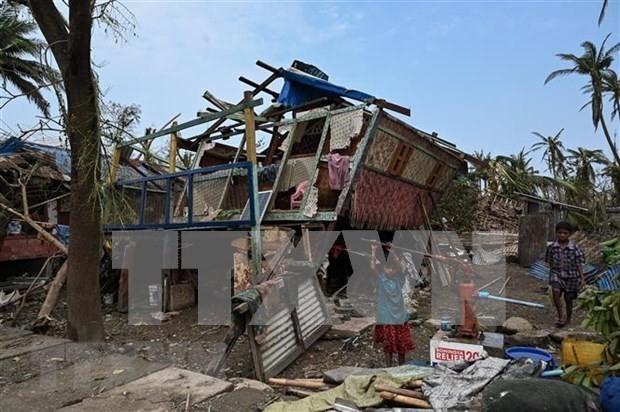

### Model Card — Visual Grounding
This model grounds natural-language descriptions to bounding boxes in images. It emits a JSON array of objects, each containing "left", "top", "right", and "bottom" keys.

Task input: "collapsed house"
[
  {"left": 103, "top": 60, "right": 469, "bottom": 380},
  {"left": 0, "top": 138, "right": 70, "bottom": 273}
]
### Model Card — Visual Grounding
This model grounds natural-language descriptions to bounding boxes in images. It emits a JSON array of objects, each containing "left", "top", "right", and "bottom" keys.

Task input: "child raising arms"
[{"left": 370, "top": 241, "right": 414, "bottom": 367}]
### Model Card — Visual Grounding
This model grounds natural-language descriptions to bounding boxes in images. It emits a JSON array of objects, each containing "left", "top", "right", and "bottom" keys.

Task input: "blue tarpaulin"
[
  {"left": 0, "top": 137, "right": 71, "bottom": 175},
  {"left": 277, "top": 70, "right": 375, "bottom": 108},
  {"left": 56, "top": 224, "right": 70, "bottom": 246}
]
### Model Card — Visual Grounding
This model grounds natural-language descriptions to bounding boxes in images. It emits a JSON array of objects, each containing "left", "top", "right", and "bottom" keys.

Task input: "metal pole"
[{"left": 478, "top": 291, "right": 545, "bottom": 309}]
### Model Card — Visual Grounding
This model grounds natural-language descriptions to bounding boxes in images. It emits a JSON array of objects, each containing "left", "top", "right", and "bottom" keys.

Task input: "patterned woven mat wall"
[{"left": 350, "top": 169, "right": 434, "bottom": 230}]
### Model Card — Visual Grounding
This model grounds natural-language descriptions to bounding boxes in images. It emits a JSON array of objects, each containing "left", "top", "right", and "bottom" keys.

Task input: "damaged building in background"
[
  {"left": 103, "top": 60, "right": 469, "bottom": 380},
  {"left": 0, "top": 139, "right": 70, "bottom": 275}
]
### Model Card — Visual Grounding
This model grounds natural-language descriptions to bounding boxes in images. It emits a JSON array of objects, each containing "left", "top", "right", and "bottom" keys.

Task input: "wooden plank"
[
  {"left": 300, "top": 113, "right": 332, "bottom": 212},
  {"left": 239, "top": 76, "right": 279, "bottom": 99}
]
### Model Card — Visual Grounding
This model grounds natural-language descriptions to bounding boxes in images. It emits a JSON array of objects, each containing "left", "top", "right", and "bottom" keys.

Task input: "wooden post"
[
  {"left": 109, "top": 146, "right": 122, "bottom": 184},
  {"left": 244, "top": 91, "right": 262, "bottom": 285},
  {"left": 38, "top": 261, "right": 67, "bottom": 318},
  {"left": 169, "top": 122, "right": 178, "bottom": 173},
  {"left": 518, "top": 213, "right": 550, "bottom": 267}
]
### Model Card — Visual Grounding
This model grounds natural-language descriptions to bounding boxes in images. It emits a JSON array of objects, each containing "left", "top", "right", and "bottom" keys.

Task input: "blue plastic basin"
[{"left": 505, "top": 346, "right": 556, "bottom": 370}]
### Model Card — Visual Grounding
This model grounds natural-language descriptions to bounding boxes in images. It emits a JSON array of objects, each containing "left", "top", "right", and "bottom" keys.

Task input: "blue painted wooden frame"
[{"left": 104, "top": 162, "right": 256, "bottom": 231}]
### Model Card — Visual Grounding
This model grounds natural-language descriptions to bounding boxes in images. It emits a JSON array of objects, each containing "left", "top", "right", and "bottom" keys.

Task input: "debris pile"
[{"left": 473, "top": 194, "right": 524, "bottom": 232}]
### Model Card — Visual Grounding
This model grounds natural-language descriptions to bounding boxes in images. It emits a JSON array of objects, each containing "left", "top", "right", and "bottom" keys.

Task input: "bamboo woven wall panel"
[
  {"left": 401, "top": 149, "right": 437, "bottom": 185},
  {"left": 277, "top": 156, "right": 316, "bottom": 192},
  {"left": 364, "top": 129, "right": 398, "bottom": 172}
]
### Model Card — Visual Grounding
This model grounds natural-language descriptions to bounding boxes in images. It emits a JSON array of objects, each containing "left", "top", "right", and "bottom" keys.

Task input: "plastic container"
[
  {"left": 561, "top": 338, "right": 606, "bottom": 365},
  {"left": 440, "top": 315, "right": 451, "bottom": 331},
  {"left": 505, "top": 346, "right": 556, "bottom": 370}
]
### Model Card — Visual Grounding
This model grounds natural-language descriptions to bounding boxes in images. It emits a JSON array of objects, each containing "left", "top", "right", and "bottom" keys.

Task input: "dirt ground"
[{"left": 0, "top": 262, "right": 584, "bottom": 385}]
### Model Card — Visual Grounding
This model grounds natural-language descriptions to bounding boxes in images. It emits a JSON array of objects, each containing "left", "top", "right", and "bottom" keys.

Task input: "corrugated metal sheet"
[
  {"left": 251, "top": 275, "right": 330, "bottom": 381},
  {"left": 597, "top": 265, "right": 620, "bottom": 291}
]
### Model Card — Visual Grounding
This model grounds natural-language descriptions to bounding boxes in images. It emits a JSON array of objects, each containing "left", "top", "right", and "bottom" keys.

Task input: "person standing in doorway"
[{"left": 544, "top": 221, "right": 586, "bottom": 327}]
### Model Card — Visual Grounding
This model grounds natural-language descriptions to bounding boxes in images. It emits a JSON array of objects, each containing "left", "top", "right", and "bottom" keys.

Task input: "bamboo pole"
[
  {"left": 268, "top": 378, "right": 329, "bottom": 389},
  {"left": 379, "top": 392, "right": 432, "bottom": 409},
  {"left": 498, "top": 276, "right": 511, "bottom": 295},
  {"left": 374, "top": 384, "right": 426, "bottom": 400}
]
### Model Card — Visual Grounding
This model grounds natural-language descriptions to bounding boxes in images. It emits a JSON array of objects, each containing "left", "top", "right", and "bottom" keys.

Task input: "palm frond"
[
  {"left": 545, "top": 68, "right": 577, "bottom": 84},
  {"left": 598, "top": 0, "right": 609, "bottom": 26}
]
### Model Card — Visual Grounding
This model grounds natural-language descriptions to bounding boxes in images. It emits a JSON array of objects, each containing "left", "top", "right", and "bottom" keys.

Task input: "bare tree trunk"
[
  {"left": 63, "top": 0, "right": 104, "bottom": 341},
  {"left": 600, "top": 116, "right": 620, "bottom": 165},
  {"left": 24, "top": 0, "right": 104, "bottom": 341}
]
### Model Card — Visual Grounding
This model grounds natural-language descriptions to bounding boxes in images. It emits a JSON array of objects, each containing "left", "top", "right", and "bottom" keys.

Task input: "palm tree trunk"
[{"left": 600, "top": 116, "right": 620, "bottom": 165}]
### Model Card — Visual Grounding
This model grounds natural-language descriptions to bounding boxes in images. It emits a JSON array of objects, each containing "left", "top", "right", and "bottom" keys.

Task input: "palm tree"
[
  {"left": 0, "top": 6, "right": 57, "bottom": 116},
  {"left": 566, "top": 147, "right": 608, "bottom": 199},
  {"left": 545, "top": 35, "right": 620, "bottom": 165},
  {"left": 494, "top": 148, "right": 541, "bottom": 195},
  {"left": 530, "top": 129, "right": 567, "bottom": 179},
  {"left": 602, "top": 70, "right": 620, "bottom": 121}
]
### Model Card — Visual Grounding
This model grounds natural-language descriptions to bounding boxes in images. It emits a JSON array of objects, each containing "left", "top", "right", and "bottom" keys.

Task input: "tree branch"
[{"left": 0, "top": 201, "right": 67, "bottom": 253}]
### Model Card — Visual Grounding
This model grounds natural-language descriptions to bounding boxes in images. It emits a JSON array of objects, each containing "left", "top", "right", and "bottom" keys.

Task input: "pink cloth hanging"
[{"left": 328, "top": 153, "right": 349, "bottom": 190}]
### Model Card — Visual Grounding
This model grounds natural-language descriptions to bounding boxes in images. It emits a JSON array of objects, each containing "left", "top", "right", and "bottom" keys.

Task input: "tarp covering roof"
[
  {"left": 277, "top": 69, "right": 375, "bottom": 107},
  {"left": 0, "top": 138, "right": 71, "bottom": 175}
]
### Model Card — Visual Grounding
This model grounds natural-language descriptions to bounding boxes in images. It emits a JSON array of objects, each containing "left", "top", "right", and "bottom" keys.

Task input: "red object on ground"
[
  {"left": 0, "top": 235, "right": 58, "bottom": 262},
  {"left": 458, "top": 282, "right": 478, "bottom": 339}
]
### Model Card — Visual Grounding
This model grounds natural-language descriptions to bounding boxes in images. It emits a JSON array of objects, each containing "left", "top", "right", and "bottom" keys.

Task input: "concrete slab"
[
  {"left": 0, "top": 333, "right": 70, "bottom": 360},
  {"left": 1, "top": 354, "right": 165, "bottom": 412},
  {"left": 324, "top": 317, "right": 375, "bottom": 339},
  {"left": 60, "top": 367, "right": 233, "bottom": 412},
  {"left": 0, "top": 326, "right": 33, "bottom": 342}
]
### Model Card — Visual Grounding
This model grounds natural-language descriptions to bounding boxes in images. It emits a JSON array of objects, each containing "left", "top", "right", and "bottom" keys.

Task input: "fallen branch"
[
  {"left": 379, "top": 392, "right": 432, "bottom": 409},
  {"left": 0, "top": 202, "right": 67, "bottom": 254}
]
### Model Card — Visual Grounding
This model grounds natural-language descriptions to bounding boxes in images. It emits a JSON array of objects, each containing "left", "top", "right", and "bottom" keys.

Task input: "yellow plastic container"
[
  {"left": 562, "top": 338, "right": 608, "bottom": 386},
  {"left": 561, "top": 338, "right": 606, "bottom": 365}
]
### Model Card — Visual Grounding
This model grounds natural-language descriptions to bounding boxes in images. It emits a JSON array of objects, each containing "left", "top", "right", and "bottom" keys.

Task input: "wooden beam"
[
  {"left": 169, "top": 122, "right": 178, "bottom": 173},
  {"left": 372, "top": 99, "right": 411, "bottom": 117},
  {"left": 239, "top": 76, "right": 279, "bottom": 99},
  {"left": 108, "top": 146, "right": 122, "bottom": 183},
  {"left": 245, "top": 91, "right": 262, "bottom": 285},
  {"left": 117, "top": 98, "right": 263, "bottom": 147},
  {"left": 189, "top": 71, "right": 281, "bottom": 144}
]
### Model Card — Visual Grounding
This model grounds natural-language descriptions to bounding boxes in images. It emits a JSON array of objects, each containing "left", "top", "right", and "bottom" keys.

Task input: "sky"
[{"left": 1, "top": 0, "right": 619, "bottom": 173}]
